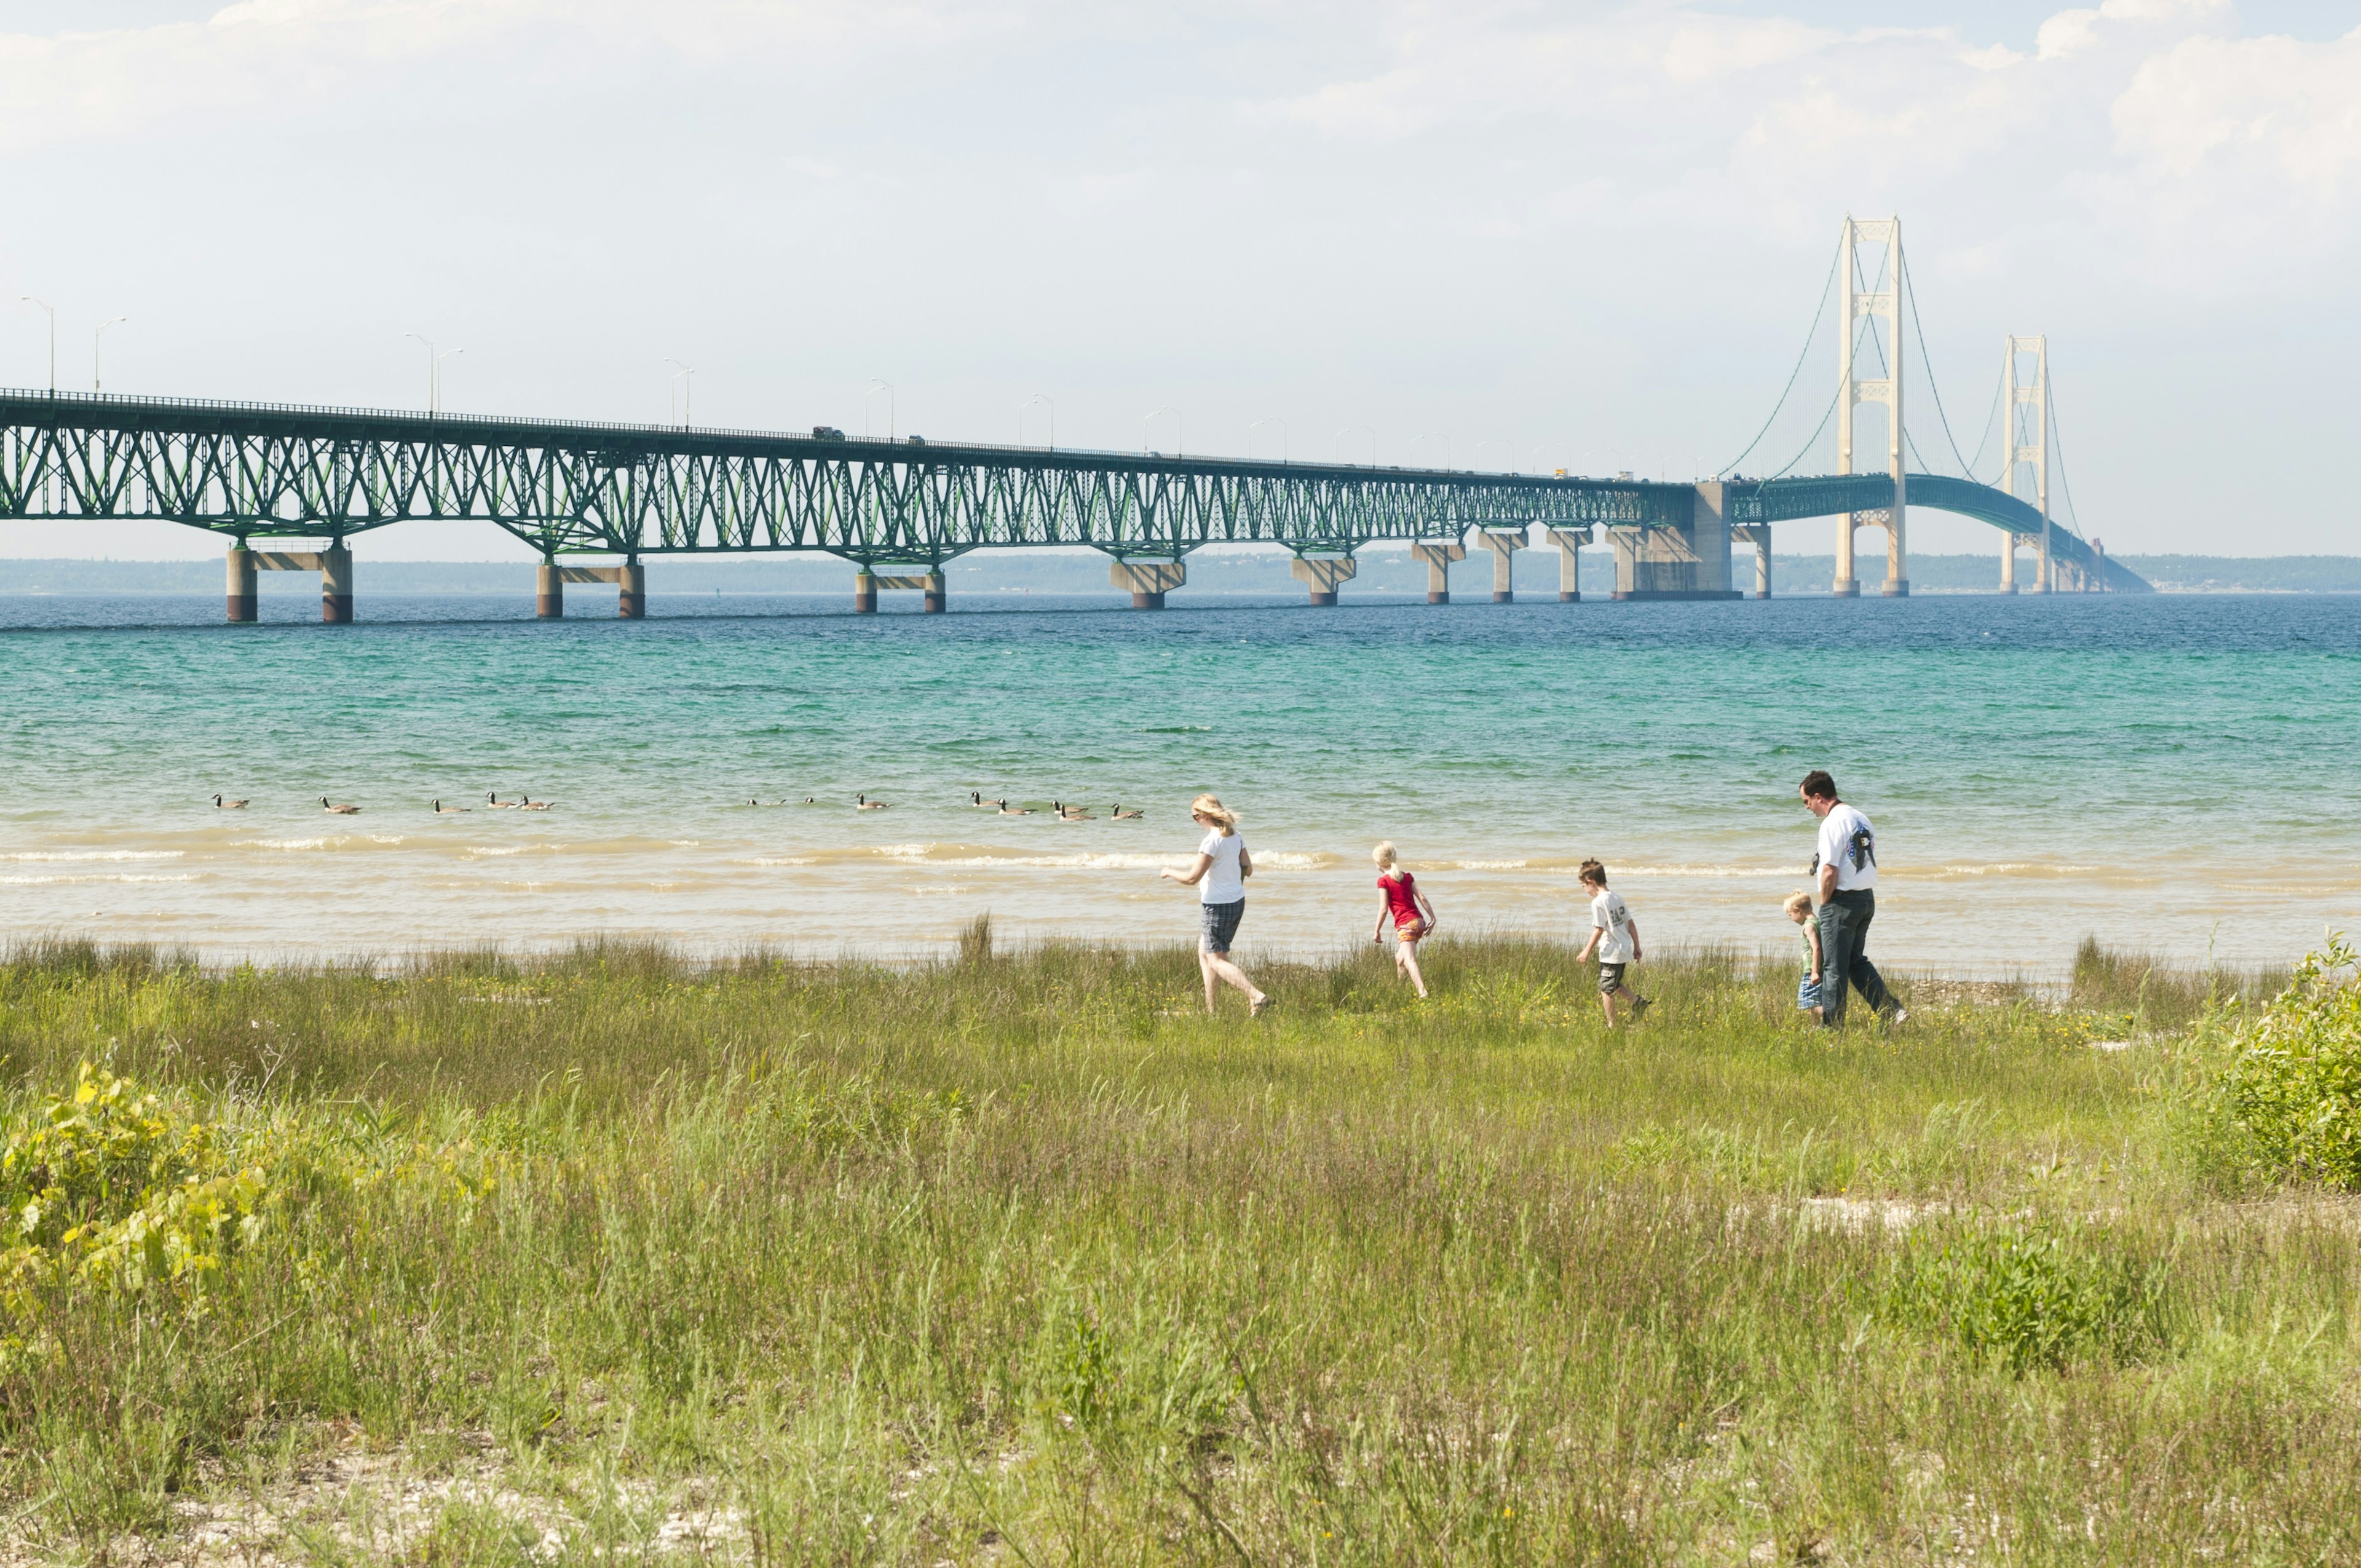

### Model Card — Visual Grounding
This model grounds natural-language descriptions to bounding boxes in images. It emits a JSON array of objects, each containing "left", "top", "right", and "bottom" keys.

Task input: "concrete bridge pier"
[
  {"left": 855, "top": 571, "right": 877, "bottom": 613},
  {"left": 226, "top": 545, "right": 258, "bottom": 622},
  {"left": 2033, "top": 527, "right": 2053, "bottom": 594},
  {"left": 1833, "top": 513, "right": 1864, "bottom": 597},
  {"left": 1477, "top": 531, "right": 1524, "bottom": 602},
  {"left": 1881, "top": 509, "right": 1910, "bottom": 598},
  {"left": 1290, "top": 554, "right": 1356, "bottom": 606},
  {"left": 1410, "top": 540, "right": 1463, "bottom": 603},
  {"left": 537, "top": 561, "right": 564, "bottom": 618},
  {"left": 855, "top": 568, "right": 944, "bottom": 612},
  {"left": 1546, "top": 527, "right": 1591, "bottom": 601},
  {"left": 618, "top": 561, "right": 646, "bottom": 619},
  {"left": 1110, "top": 558, "right": 1185, "bottom": 609},
  {"left": 320, "top": 542, "right": 354, "bottom": 622},
  {"left": 1999, "top": 535, "right": 2019, "bottom": 594},
  {"left": 1731, "top": 525, "right": 1772, "bottom": 598}
]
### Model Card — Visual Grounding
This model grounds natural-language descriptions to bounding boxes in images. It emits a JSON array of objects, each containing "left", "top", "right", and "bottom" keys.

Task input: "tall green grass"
[{"left": 0, "top": 935, "right": 2352, "bottom": 1563}]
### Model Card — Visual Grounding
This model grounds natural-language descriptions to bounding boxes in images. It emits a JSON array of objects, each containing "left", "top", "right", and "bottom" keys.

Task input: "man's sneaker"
[{"left": 1889, "top": 1007, "right": 1910, "bottom": 1027}]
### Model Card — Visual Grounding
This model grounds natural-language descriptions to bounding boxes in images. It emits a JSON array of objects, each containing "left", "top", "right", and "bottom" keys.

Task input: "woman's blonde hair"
[
  {"left": 1783, "top": 891, "right": 1813, "bottom": 915},
  {"left": 1189, "top": 793, "right": 1238, "bottom": 833},
  {"left": 1372, "top": 841, "right": 1398, "bottom": 868}
]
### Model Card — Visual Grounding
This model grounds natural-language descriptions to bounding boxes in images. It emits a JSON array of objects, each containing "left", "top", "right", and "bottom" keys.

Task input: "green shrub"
[
  {"left": 1878, "top": 1217, "right": 2170, "bottom": 1374},
  {"left": 2209, "top": 936, "right": 2361, "bottom": 1190}
]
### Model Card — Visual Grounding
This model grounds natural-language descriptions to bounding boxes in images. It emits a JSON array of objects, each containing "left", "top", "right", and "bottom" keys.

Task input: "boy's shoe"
[
  {"left": 1630, "top": 996, "right": 1653, "bottom": 1021},
  {"left": 1889, "top": 1007, "right": 1910, "bottom": 1027},
  {"left": 1250, "top": 992, "right": 1273, "bottom": 1018}
]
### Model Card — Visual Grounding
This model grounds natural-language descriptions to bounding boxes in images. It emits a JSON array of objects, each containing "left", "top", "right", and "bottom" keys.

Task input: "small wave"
[
  {"left": 1139, "top": 725, "right": 1213, "bottom": 733},
  {"left": 4, "top": 849, "right": 184, "bottom": 862},
  {"left": 243, "top": 837, "right": 331, "bottom": 850},
  {"left": 1444, "top": 859, "right": 1530, "bottom": 871},
  {"left": 863, "top": 844, "right": 1334, "bottom": 872},
  {"left": 370, "top": 835, "right": 405, "bottom": 845},
  {"left": 1911, "top": 863, "right": 2105, "bottom": 880},
  {"left": 1610, "top": 865, "right": 1802, "bottom": 879},
  {"left": 0, "top": 873, "right": 200, "bottom": 885},
  {"left": 740, "top": 857, "right": 817, "bottom": 867}
]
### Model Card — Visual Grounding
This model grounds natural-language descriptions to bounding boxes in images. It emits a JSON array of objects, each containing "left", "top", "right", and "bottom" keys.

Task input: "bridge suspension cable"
[
  {"left": 1899, "top": 251, "right": 1982, "bottom": 479},
  {"left": 1715, "top": 235, "right": 1843, "bottom": 477}
]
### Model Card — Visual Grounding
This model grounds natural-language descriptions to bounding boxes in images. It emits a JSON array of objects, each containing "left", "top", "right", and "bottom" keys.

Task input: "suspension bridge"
[{"left": 0, "top": 216, "right": 2146, "bottom": 621}]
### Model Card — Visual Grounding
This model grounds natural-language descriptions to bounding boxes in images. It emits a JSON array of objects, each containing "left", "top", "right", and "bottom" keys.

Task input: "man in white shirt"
[{"left": 1800, "top": 770, "right": 1902, "bottom": 1029}]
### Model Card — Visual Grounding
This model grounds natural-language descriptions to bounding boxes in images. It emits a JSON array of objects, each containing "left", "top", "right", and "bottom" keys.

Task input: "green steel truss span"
[
  {"left": 0, "top": 390, "right": 1690, "bottom": 563},
  {"left": 0, "top": 389, "right": 2148, "bottom": 591}
]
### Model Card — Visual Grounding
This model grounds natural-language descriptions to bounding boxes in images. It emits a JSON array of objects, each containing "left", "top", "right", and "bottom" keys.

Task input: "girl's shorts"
[
  {"left": 1797, "top": 973, "right": 1824, "bottom": 1010},
  {"left": 1200, "top": 899, "right": 1246, "bottom": 955}
]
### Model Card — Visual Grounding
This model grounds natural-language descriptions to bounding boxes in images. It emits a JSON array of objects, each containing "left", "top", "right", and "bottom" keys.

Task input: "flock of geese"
[
  {"left": 738, "top": 791, "right": 1147, "bottom": 820},
  {"left": 210, "top": 791, "right": 552, "bottom": 815},
  {"left": 210, "top": 789, "right": 1142, "bottom": 820}
]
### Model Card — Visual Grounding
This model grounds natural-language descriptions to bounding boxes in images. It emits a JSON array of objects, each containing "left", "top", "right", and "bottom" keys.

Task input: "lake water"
[{"left": 1, "top": 590, "right": 2355, "bottom": 975}]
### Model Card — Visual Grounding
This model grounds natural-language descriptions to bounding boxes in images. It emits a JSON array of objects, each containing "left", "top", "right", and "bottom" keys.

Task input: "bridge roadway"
[{"left": 0, "top": 388, "right": 2148, "bottom": 620}]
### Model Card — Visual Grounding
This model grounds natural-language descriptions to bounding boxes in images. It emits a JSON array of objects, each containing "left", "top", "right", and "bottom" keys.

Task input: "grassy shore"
[{"left": 0, "top": 931, "right": 2352, "bottom": 1565}]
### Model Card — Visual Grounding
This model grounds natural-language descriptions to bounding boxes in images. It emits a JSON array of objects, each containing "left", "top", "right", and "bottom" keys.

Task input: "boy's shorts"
[
  {"left": 1597, "top": 962, "right": 1627, "bottom": 995},
  {"left": 1797, "top": 973, "right": 1823, "bottom": 1010}
]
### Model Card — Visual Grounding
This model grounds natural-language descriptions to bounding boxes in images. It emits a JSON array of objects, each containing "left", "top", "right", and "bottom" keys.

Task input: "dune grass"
[{"left": 0, "top": 930, "right": 2351, "bottom": 1564}]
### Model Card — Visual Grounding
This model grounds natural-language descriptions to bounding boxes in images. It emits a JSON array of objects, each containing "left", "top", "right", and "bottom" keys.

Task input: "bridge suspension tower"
[
  {"left": 1835, "top": 215, "right": 1909, "bottom": 597},
  {"left": 1999, "top": 335, "right": 2051, "bottom": 593}
]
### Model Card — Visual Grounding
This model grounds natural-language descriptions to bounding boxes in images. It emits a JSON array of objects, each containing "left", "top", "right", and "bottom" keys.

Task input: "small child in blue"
[{"left": 1784, "top": 892, "right": 1823, "bottom": 1023}]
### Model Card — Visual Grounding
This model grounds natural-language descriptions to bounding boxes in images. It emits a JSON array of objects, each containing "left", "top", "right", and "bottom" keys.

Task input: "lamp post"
[
  {"left": 93, "top": 315, "right": 127, "bottom": 393},
  {"left": 1408, "top": 433, "right": 1452, "bottom": 472},
  {"left": 1248, "top": 419, "right": 1288, "bottom": 462},
  {"left": 22, "top": 297, "right": 54, "bottom": 393},
  {"left": 1335, "top": 425, "right": 1375, "bottom": 465},
  {"left": 666, "top": 360, "right": 696, "bottom": 429},
  {"left": 1142, "top": 406, "right": 1181, "bottom": 456},
  {"left": 1018, "top": 394, "right": 1054, "bottom": 448},
  {"left": 404, "top": 333, "right": 461, "bottom": 414},
  {"left": 864, "top": 379, "right": 895, "bottom": 440}
]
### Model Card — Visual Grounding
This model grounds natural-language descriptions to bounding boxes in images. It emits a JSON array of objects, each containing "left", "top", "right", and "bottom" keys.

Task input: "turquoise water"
[{"left": 2, "top": 591, "right": 2355, "bottom": 973}]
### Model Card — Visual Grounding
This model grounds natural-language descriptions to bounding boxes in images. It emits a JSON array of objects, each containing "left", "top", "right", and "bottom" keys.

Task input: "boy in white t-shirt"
[{"left": 1573, "top": 859, "right": 1650, "bottom": 1024}]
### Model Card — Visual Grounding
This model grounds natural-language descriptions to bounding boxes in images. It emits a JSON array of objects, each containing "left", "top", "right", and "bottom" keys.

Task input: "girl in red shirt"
[{"left": 1370, "top": 841, "right": 1438, "bottom": 998}]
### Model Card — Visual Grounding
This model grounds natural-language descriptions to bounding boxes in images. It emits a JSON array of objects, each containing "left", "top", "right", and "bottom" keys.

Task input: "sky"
[{"left": 0, "top": 0, "right": 2356, "bottom": 561}]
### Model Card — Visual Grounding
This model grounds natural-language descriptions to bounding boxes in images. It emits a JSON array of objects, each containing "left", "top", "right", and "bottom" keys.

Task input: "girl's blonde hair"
[
  {"left": 1372, "top": 841, "right": 1398, "bottom": 868},
  {"left": 1782, "top": 891, "right": 1813, "bottom": 915},
  {"left": 1189, "top": 793, "right": 1238, "bottom": 834}
]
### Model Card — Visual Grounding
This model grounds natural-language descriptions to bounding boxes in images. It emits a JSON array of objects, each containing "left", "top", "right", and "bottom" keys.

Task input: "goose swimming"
[
  {"left": 321, "top": 797, "right": 360, "bottom": 815},
  {"left": 213, "top": 794, "right": 248, "bottom": 809}
]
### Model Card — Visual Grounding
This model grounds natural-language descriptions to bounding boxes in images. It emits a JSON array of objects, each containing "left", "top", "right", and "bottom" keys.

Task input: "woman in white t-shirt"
[{"left": 1159, "top": 792, "right": 1271, "bottom": 1016}]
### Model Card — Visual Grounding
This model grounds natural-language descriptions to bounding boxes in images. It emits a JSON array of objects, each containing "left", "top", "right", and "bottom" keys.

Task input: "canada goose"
[
  {"left": 1112, "top": 804, "right": 1144, "bottom": 820},
  {"left": 213, "top": 794, "right": 248, "bottom": 809},
  {"left": 857, "top": 793, "right": 887, "bottom": 810},
  {"left": 321, "top": 797, "right": 360, "bottom": 815},
  {"left": 1054, "top": 801, "right": 1093, "bottom": 821},
  {"left": 971, "top": 791, "right": 991, "bottom": 808},
  {"left": 433, "top": 799, "right": 470, "bottom": 814},
  {"left": 487, "top": 791, "right": 518, "bottom": 809},
  {"left": 518, "top": 796, "right": 553, "bottom": 811},
  {"left": 997, "top": 799, "right": 1032, "bottom": 815}
]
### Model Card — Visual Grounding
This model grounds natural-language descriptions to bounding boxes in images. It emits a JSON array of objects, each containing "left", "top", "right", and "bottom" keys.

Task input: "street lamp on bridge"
[
  {"left": 94, "top": 317, "right": 128, "bottom": 393},
  {"left": 1142, "top": 406, "right": 1180, "bottom": 456},
  {"left": 404, "top": 333, "right": 462, "bottom": 415},
  {"left": 1248, "top": 419, "right": 1288, "bottom": 462},
  {"left": 667, "top": 360, "right": 696, "bottom": 429},
  {"left": 1018, "top": 394, "right": 1054, "bottom": 449},
  {"left": 1408, "top": 433, "right": 1452, "bottom": 471},
  {"left": 1335, "top": 425, "right": 1375, "bottom": 466},
  {"left": 864, "top": 379, "right": 895, "bottom": 440},
  {"left": 20, "top": 297, "right": 53, "bottom": 394}
]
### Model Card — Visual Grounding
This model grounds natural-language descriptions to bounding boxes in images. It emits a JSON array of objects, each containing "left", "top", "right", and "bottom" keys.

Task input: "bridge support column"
[
  {"left": 1110, "top": 559, "right": 1185, "bottom": 609},
  {"left": 1410, "top": 540, "right": 1463, "bottom": 603},
  {"left": 537, "top": 561, "right": 563, "bottom": 619},
  {"left": 923, "top": 571, "right": 947, "bottom": 614},
  {"left": 854, "top": 572, "right": 877, "bottom": 614},
  {"left": 1546, "top": 528, "right": 1591, "bottom": 601},
  {"left": 617, "top": 561, "right": 646, "bottom": 619},
  {"left": 1732, "top": 525, "right": 1771, "bottom": 599},
  {"left": 1476, "top": 530, "right": 1524, "bottom": 603},
  {"left": 1881, "top": 500, "right": 1909, "bottom": 597},
  {"left": 1833, "top": 515, "right": 1861, "bottom": 597},
  {"left": 1999, "top": 536, "right": 2018, "bottom": 594},
  {"left": 1289, "top": 554, "right": 1355, "bottom": 606},
  {"left": 320, "top": 542, "right": 353, "bottom": 624},
  {"left": 2033, "top": 526, "right": 2052, "bottom": 595},
  {"left": 226, "top": 546, "right": 258, "bottom": 623}
]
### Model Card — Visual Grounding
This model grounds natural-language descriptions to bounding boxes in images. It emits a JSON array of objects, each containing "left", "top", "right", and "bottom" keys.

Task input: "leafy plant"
[
  {"left": 2208, "top": 935, "right": 2361, "bottom": 1189},
  {"left": 1878, "top": 1216, "right": 2170, "bottom": 1374}
]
